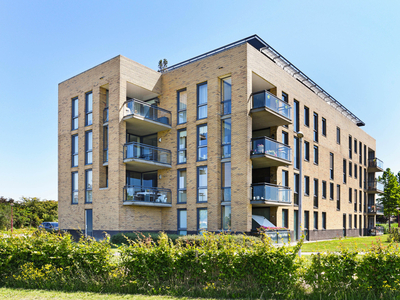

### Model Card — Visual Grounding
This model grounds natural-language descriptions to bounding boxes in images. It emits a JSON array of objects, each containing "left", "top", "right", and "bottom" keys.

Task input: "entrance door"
[
  {"left": 304, "top": 211, "right": 309, "bottom": 241},
  {"left": 294, "top": 210, "right": 299, "bottom": 240},
  {"left": 343, "top": 214, "right": 347, "bottom": 237},
  {"left": 85, "top": 209, "right": 93, "bottom": 237},
  {"left": 368, "top": 216, "right": 374, "bottom": 228}
]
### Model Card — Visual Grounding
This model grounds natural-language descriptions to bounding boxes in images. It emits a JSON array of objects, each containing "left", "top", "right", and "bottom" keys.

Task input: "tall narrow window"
[
  {"left": 337, "top": 127, "right": 341, "bottom": 144},
  {"left": 103, "top": 126, "right": 108, "bottom": 163},
  {"left": 337, "top": 184, "right": 341, "bottom": 210},
  {"left": 282, "top": 170, "right": 289, "bottom": 187},
  {"left": 72, "top": 97, "right": 78, "bottom": 130},
  {"left": 343, "top": 159, "right": 347, "bottom": 184},
  {"left": 294, "top": 137, "right": 300, "bottom": 169},
  {"left": 85, "top": 130, "right": 92, "bottom": 165},
  {"left": 313, "top": 112, "right": 318, "bottom": 142},
  {"left": 282, "top": 131, "right": 289, "bottom": 145},
  {"left": 314, "top": 179, "right": 318, "bottom": 208},
  {"left": 72, "top": 134, "right": 78, "bottom": 167},
  {"left": 359, "top": 166, "right": 362, "bottom": 188},
  {"left": 178, "top": 129, "right": 187, "bottom": 164},
  {"left": 363, "top": 145, "right": 366, "bottom": 166},
  {"left": 330, "top": 153, "right": 334, "bottom": 180},
  {"left": 85, "top": 92, "right": 93, "bottom": 126},
  {"left": 197, "top": 82, "right": 207, "bottom": 119},
  {"left": 349, "top": 161, "right": 352, "bottom": 177},
  {"left": 197, "top": 124, "right": 208, "bottom": 161},
  {"left": 322, "top": 181, "right": 327, "bottom": 199},
  {"left": 354, "top": 139, "right": 357, "bottom": 154},
  {"left": 361, "top": 192, "right": 364, "bottom": 212},
  {"left": 222, "top": 118, "right": 231, "bottom": 158},
  {"left": 72, "top": 172, "right": 78, "bottom": 204},
  {"left": 221, "top": 77, "right": 231, "bottom": 115},
  {"left": 354, "top": 189, "right": 357, "bottom": 212},
  {"left": 282, "top": 209, "right": 289, "bottom": 228},
  {"left": 349, "top": 135, "right": 352, "bottom": 159},
  {"left": 364, "top": 168, "right": 367, "bottom": 189},
  {"left": 178, "top": 209, "right": 187, "bottom": 235},
  {"left": 282, "top": 92, "right": 289, "bottom": 128},
  {"left": 322, "top": 212, "right": 326, "bottom": 230},
  {"left": 330, "top": 182, "right": 334, "bottom": 200},
  {"left": 85, "top": 169, "right": 92, "bottom": 203},
  {"left": 177, "top": 89, "right": 187, "bottom": 124},
  {"left": 359, "top": 142, "right": 362, "bottom": 163},
  {"left": 222, "top": 205, "right": 231, "bottom": 230},
  {"left": 304, "top": 141, "right": 310, "bottom": 161},
  {"left": 294, "top": 173, "right": 299, "bottom": 205},
  {"left": 355, "top": 164, "right": 358, "bottom": 178},
  {"left": 304, "top": 106, "right": 310, "bottom": 126},
  {"left": 354, "top": 215, "right": 357, "bottom": 229},
  {"left": 304, "top": 176, "right": 310, "bottom": 196},
  {"left": 322, "top": 118, "right": 326, "bottom": 136},
  {"left": 349, "top": 188, "right": 352, "bottom": 203},
  {"left": 314, "top": 145, "right": 319, "bottom": 165},
  {"left": 197, "top": 208, "right": 207, "bottom": 231},
  {"left": 349, "top": 214, "right": 352, "bottom": 229},
  {"left": 222, "top": 162, "right": 231, "bottom": 202},
  {"left": 197, "top": 166, "right": 207, "bottom": 202},
  {"left": 294, "top": 100, "right": 299, "bottom": 132},
  {"left": 314, "top": 212, "right": 318, "bottom": 230},
  {"left": 177, "top": 169, "right": 187, "bottom": 203}
]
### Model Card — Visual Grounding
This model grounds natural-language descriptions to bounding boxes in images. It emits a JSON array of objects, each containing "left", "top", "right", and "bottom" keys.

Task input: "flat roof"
[{"left": 165, "top": 35, "right": 365, "bottom": 127}]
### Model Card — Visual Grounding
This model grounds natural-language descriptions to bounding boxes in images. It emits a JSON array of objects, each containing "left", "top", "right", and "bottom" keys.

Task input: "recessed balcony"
[
  {"left": 251, "top": 183, "right": 292, "bottom": 206},
  {"left": 251, "top": 137, "right": 292, "bottom": 168},
  {"left": 367, "top": 180, "right": 384, "bottom": 194},
  {"left": 123, "top": 142, "right": 171, "bottom": 172},
  {"left": 123, "top": 99, "right": 171, "bottom": 135},
  {"left": 368, "top": 158, "right": 384, "bottom": 172},
  {"left": 123, "top": 186, "right": 172, "bottom": 207},
  {"left": 368, "top": 204, "right": 384, "bottom": 215},
  {"left": 251, "top": 90, "right": 292, "bottom": 130}
]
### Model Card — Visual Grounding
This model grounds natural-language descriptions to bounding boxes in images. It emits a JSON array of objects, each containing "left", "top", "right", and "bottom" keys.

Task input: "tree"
[
  {"left": 378, "top": 168, "right": 400, "bottom": 231},
  {"left": 158, "top": 59, "right": 168, "bottom": 73}
]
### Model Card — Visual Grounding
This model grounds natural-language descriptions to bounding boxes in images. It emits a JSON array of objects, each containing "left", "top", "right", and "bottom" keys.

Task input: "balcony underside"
[
  {"left": 367, "top": 189, "right": 383, "bottom": 194},
  {"left": 368, "top": 166, "right": 384, "bottom": 173},
  {"left": 251, "top": 200, "right": 292, "bottom": 207},
  {"left": 124, "top": 115, "right": 171, "bottom": 136},
  {"left": 251, "top": 154, "right": 292, "bottom": 168},
  {"left": 123, "top": 201, "right": 172, "bottom": 207},
  {"left": 124, "top": 159, "right": 171, "bottom": 172},
  {"left": 251, "top": 108, "right": 292, "bottom": 130},
  {"left": 368, "top": 211, "right": 384, "bottom": 215}
]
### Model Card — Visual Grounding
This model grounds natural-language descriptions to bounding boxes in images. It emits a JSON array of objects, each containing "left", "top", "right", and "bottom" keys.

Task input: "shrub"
[
  {"left": 387, "top": 228, "right": 400, "bottom": 242},
  {"left": 110, "top": 232, "right": 180, "bottom": 245}
]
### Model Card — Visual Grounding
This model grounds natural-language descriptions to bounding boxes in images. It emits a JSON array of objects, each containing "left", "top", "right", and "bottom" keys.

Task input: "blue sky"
[{"left": 0, "top": 1, "right": 399, "bottom": 201}]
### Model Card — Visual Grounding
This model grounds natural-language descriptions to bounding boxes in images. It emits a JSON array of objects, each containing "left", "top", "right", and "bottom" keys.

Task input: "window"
[
  {"left": 313, "top": 112, "right": 318, "bottom": 142},
  {"left": 314, "top": 212, "right": 318, "bottom": 230},
  {"left": 177, "top": 89, "right": 187, "bottom": 124},
  {"left": 197, "top": 124, "right": 207, "bottom": 161},
  {"left": 294, "top": 100, "right": 299, "bottom": 132},
  {"left": 197, "top": 166, "right": 207, "bottom": 202},
  {"left": 322, "top": 181, "right": 327, "bottom": 199},
  {"left": 103, "top": 126, "right": 108, "bottom": 163},
  {"left": 177, "top": 209, "right": 187, "bottom": 235},
  {"left": 197, "top": 208, "right": 207, "bottom": 231},
  {"left": 330, "top": 153, "right": 334, "bottom": 180},
  {"left": 337, "top": 184, "right": 340, "bottom": 210},
  {"left": 197, "top": 82, "right": 207, "bottom": 119},
  {"left": 294, "top": 137, "right": 300, "bottom": 169},
  {"left": 349, "top": 161, "right": 352, "bottom": 177},
  {"left": 336, "top": 127, "right": 340, "bottom": 144},
  {"left": 177, "top": 169, "right": 187, "bottom": 203},
  {"left": 282, "top": 92, "right": 288, "bottom": 103},
  {"left": 349, "top": 214, "right": 352, "bottom": 229},
  {"left": 222, "top": 205, "right": 231, "bottom": 230},
  {"left": 85, "top": 169, "right": 92, "bottom": 203},
  {"left": 330, "top": 182, "right": 334, "bottom": 200},
  {"left": 359, "top": 166, "right": 362, "bottom": 188},
  {"left": 354, "top": 139, "right": 357, "bottom": 154},
  {"left": 282, "top": 131, "right": 288, "bottom": 145},
  {"left": 343, "top": 159, "right": 347, "bottom": 184},
  {"left": 222, "top": 162, "right": 231, "bottom": 202},
  {"left": 349, "top": 135, "right": 352, "bottom": 159},
  {"left": 222, "top": 118, "right": 231, "bottom": 158},
  {"left": 354, "top": 164, "right": 358, "bottom": 178},
  {"left": 364, "top": 168, "right": 366, "bottom": 189},
  {"left": 304, "top": 176, "right": 310, "bottom": 196},
  {"left": 322, "top": 118, "right": 326, "bottom": 136},
  {"left": 322, "top": 212, "right": 326, "bottom": 230},
  {"left": 85, "top": 92, "right": 93, "bottom": 126},
  {"left": 349, "top": 188, "right": 352, "bottom": 203},
  {"left": 364, "top": 144, "right": 366, "bottom": 166},
  {"left": 354, "top": 215, "right": 357, "bottom": 228},
  {"left": 304, "top": 106, "right": 310, "bottom": 126},
  {"left": 72, "top": 97, "right": 78, "bottom": 130},
  {"left": 72, "top": 134, "right": 78, "bottom": 167},
  {"left": 359, "top": 142, "right": 362, "bottom": 164},
  {"left": 304, "top": 141, "right": 310, "bottom": 161},
  {"left": 282, "top": 209, "right": 289, "bottom": 228},
  {"left": 72, "top": 172, "right": 78, "bottom": 204},
  {"left": 282, "top": 170, "right": 289, "bottom": 187},
  {"left": 221, "top": 77, "right": 231, "bottom": 115},
  {"left": 354, "top": 189, "right": 357, "bottom": 212},
  {"left": 314, "top": 145, "right": 319, "bottom": 164},
  {"left": 178, "top": 129, "right": 187, "bottom": 163},
  {"left": 360, "top": 192, "right": 363, "bottom": 212},
  {"left": 85, "top": 131, "right": 92, "bottom": 165},
  {"left": 294, "top": 173, "right": 299, "bottom": 205},
  {"left": 314, "top": 179, "right": 318, "bottom": 208}
]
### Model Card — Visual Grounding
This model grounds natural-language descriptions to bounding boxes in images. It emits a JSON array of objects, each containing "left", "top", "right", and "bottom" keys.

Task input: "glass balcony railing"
[
  {"left": 123, "top": 185, "right": 171, "bottom": 204},
  {"left": 103, "top": 107, "right": 109, "bottom": 124},
  {"left": 367, "top": 180, "right": 384, "bottom": 192},
  {"left": 124, "top": 99, "right": 171, "bottom": 126},
  {"left": 252, "top": 90, "right": 292, "bottom": 120},
  {"left": 251, "top": 183, "right": 291, "bottom": 204},
  {"left": 123, "top": 142, "right": 171, "bottom": 165},
  {"left": 368, "top": 158, "right": 384, "bottom": 170},
  {"left": 368, "top": 205, "right": 384, "bottom": 214},
  {"left": 251, "top": 137, "right": 292, "bottom": 162}
]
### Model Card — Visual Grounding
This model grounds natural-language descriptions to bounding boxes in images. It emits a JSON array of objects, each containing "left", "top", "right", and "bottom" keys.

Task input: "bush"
[
  {"left": 387, "top": 228, "right": 400, "bottom": 242},
  {"left": 110, "top": 232, "right": 180, "bottom": 245}
]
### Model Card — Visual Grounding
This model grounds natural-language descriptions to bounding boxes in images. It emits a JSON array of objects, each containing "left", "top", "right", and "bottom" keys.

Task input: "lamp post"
[
  {"left": 10, "top": 202, "right": 14, "bottom": 234},
  {"left": 297, "top": 131, "right": 304, "bottom": 257}
]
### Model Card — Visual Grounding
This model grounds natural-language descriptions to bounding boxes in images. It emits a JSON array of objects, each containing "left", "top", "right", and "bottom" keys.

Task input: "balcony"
[
  {"left": 251, "top": 183, "right": 292, "bottom": 206},
  {"left": 123, "top": 99, "right": 171, "bottom": 135},
  {"left": 251, "top": 90, "right": 292, "bottom": 130},
  {"left": 251, "top": 137, "right": 292, "bottom": 168},
  {"left": 123, "top": 186, "right": 172, "bottom": 207},
  {"left": 368, "top": 204, "right": 384, "bottom": 215},
  {"left": 368, "top": 158, "right": 384, "bottom": 172},
  {"left": 367, "top": 180, "right": 384, "bottom": 194},
  {"left": 123, "top": 142, "right": 171, "bottom": 172}
]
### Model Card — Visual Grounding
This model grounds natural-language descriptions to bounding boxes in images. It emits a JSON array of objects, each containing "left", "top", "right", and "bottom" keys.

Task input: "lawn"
[{"left": 298, "top": 234, "right": 400, "bottom": 252}]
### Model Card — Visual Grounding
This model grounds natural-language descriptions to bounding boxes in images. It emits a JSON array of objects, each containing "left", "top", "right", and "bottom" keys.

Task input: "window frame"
[
  {"left": 343, "top": 159, "right": 347, "bottom": 184},
  {"left": 221, "top": 118, "right": 231, "bottom": 159},
  {"left": 336, "top": 127, "right": 341, "bottom": 144},
  {"left": 294, "top": 100, "right": 299, "bottom": 132},
  {"left": 314, "top": 212, "right": 318, "bottom": 230},
  {"left": 322, "top": 117, "right": 326, "bottom": 136},
  {"left": 85, "top": 130, "right": 93, "bottom": 165},
  {"left": 322, "top": 212, "right": 326, "bottom": 230},
  {"left": 71, "top": 171, "right": 78, "bottom": 204},
  {"left": 177, "top": 208, "right": 187, "bottom": 235},
  {"left": 177, "top": 128, "right": 187, "bottom": 164},
  {"left": 304, "top": 141, "right": 310, "bottom": 161},
  {"left": 221, "top": 162, "right": 231, "bottom": 202},
  {"left": 72, "top": 97, "right": 79, "bottom": 130},
  {"left": 85, "top": 91, "right": 93, "bottom": 126},
  {"left": 282, "top": 209, "right": 289, "bottom": 228},
  {"left": 313, "top": 178, "right": 319, "bottom": 208},
  {"left": 197, "top": 124, "right": 208, "bottom": 161},
  {"left": 313, "top": 112, "right": 318, "bottom": 142},
  {"left": 313, "top": 145, "right": 319, "bottom": 165},
  {"left": 304, "top": 106, "right": 310, "bottom": 127},
  {"left": 322, "top": 180, "right": 327, "bottom": 199},
  {"left": 197, "top": 166, "right": 208, "bottom": 203},
  {"left": 72, "top": 134, "right": 78, "bottom": 167},
  {"left": 197, "top": 82, "right": 208, "bottom": 120},
  {"left": 85, "top": 169, "right": 92, "bottom": 203},
  {"left": 336, "top": 184, "right": 341, "bottom": 210},
  {"left": 330, "top": 152, "right": 334, "bottom": 180},
  {"left": 221, "top": 76, "right": 232, "bottom": 115},
  {"left": 177, "top": 88, "right": 187, "bottom": 125},
  {"left": 197, "top": 207, "right": 208, "bottom": 231},
  {"left": 330, "top": 182, "right": 334, "bottom": 200},
  {"left": 304, "top": 175, "right": 310, "bottom": 196},
  {"left": 177, "top": 169, "right": 187, "bottom": 204},
  {"left": 349, "top": 135, "right": 352, "bottom": 159}
]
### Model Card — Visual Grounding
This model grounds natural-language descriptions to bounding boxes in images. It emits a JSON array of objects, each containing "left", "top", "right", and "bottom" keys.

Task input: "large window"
[
  {"left": 197, "top": 166, "right": 207, "bottom": 202},
  {"left": 294, "top": 137, "right": 300, "bottom": 169},
  {"left": 72, "top": 172, "right": 78, "bottom": 204},
  {"left": 197, "top": 124, "right": 207, "bottom": 161},
  {"left": 313, "top": 112, "right": 318, "bottom": 142},
  {"left": 85, "top": 169, "right": 92, "bottom": 203},
  {"left": 177, "top": 89, "right": 187, "bottom": 124},
  {"left": 72, "top": 134, "right": 78, "bottom": 167},
  {"left": 85, "top": 92, "right": 93, "bottom": 126},
  {"left": 222, "top": 118, "right": 231, "bottom": 158},
  {"left": 222, "top": 205, "right": 231, "bottom": 230},
  {"left": 197, "top": 82, "right": 207, "bottom": 119},
  {"left": 85, "top": 131, "right": 92, "bottom": 165},
  {"left": 178, "top": 209, "right": 187, "bottom": 235},
  {"left": 282, "top": 209, "right": 289, "bottom": 228},
  {"left": 222, "top": 162, "right": 231, "bottom": 202},
  {"left": 304, "top": 141, "right": 310, "bottom": 161},
  {"left": 178, "top": 169, "right": 187, "bottom": 203},
  {"left": 221, "top": 77, "right": 231, "bottom": 115},
  {"left": 304, "top": 176, "right": 310, "bottom": 196},
  {"left": 322, "top": 118, "right": 326, "bottom": 136},
  {"left": 178, "top": 129, "right": 187, "bottom": 164},
  {"left": 304, "top": 106, "right": 309, "bottom": 126},
  {"left": 330, "top": 153, "right": 334, "bottom": 180},
  {"left": 294, "top": 100, "right": 299, "bottom": 132},
  {"left": 314, "top": 145, "right": 319, "bottom": 165},
  {"left": 197, "top": 208, "right": 207, "bottom": 231},
  {"left": 72, "top": 97, "right": 78, "bottom": 130},
  {"left": 322, "top": 181, "right": 327, "bottom": 199},
  {"left": 343, "top": 159, "right": 347, "bottom": 184},
  {"left": 314, "top": 179, "right": 318, "bottom": 208},
  {"left": 336, "top": 127, "right": 341, "bottom": 144}
]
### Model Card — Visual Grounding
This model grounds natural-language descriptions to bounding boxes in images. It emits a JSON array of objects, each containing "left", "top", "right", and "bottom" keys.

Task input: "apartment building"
[{"left": 58, "top": 35, "right": 384, "bottom": 240}]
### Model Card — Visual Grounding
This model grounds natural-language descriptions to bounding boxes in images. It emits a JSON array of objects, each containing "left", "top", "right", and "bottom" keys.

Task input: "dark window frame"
[
  {"left": 85, "top": 169, "right": 92, "bottom": 203},
  {"left": 304, "top": 141, "right": 310, "bottom": 161},
  {"left": 304, "top": 176, "right": 310, "bottom": 196},
  {"left": 221, "top": 76, "right": 232, "bottom": 115},
  {"left": 221, "top": 118, "right": 231, "bottom": 159},
  {"left": 177, "top": 128, "right": 187, "bottom": 164},
  {"left": 304, "top": 106, "right": 310, "bottom": 127},
  {"left": 313, "top": 112, "right": 318, "bottom": 142},
  {"left": 322, "top": 180, "right": 327, "bottom": 199},
  {"left": 177, "top": 208, "right": 187, "bottom": 235},
  {"left": 71, "top": 171, "right": 78, "bottom": 204},
  {"left": 85, "top": 130, "right": 92, "bottom": 165},
  {"left": 177, "top": 169, "right": 187, "bottom": 204},
  {"left": 72, "top": 97, "right": 79, "bottom": 130},
  {"left": 85, "top": 91, "right": 93, "bottom": 126},
  {"left": 336, "top": 127, "right": 341, "bottom": 144},
  {"left": 197, "top": 166, "right": 208, "bottom": 203},
  {"left": 294, "top": 100, "right": 299, "bottom": 132},
  {"left": 177, "top": 88, "right": 187, "bottom": 125},
  {"left": 314, "top": 145, "right": 319, "bottom": 165},
  {"left": 322, "top": 117, "right": 326, "bottom": 136},
  {"left": 197, "top": 207, "right": 208, "bottom": 231},
  {"left": 72, "top": 134, "right": 78, "bottom": 167},
  {"left": 197, "top": 124, "right": 208, "bottom": 161},
  {"left": 197, "top": 82, "right": 208, "bottom": 120}
]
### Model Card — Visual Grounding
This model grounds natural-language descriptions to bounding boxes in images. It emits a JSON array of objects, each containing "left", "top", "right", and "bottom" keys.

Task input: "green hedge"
[{"left": 110, "top": 232, "right": 181, "bottom": 245}]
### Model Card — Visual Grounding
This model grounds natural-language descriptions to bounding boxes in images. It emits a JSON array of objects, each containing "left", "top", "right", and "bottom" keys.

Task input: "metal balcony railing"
[
  {"left": 367, "top": 180, "right": 384, "bottom": 192},
  {"left": 123, "top": 185, "right": 171, "bottom": 204},
  {"left": 368, "top": 158, "right": 384, "bottom": 170},
  {"left": 123, "top": 142, "right": 171, "bottom": 165},
  {"left": 251, "top": 137, "right": 292, "bottom": 162},
  {"left": 251, "top": 183, "right": 291, "bottom": 204},
  {"left": 124, "top": 99, "right": 171, "bottom": 126},
  {"left": 252, "top": 90, "right": 292, "bottom": 120}
]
